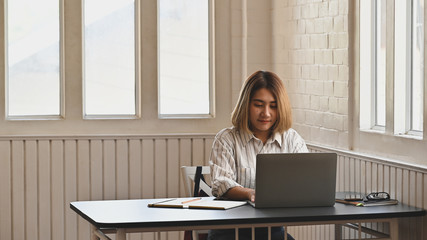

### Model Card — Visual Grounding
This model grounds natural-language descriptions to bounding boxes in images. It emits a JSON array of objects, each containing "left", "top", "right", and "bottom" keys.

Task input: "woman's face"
[{"left": 249, "top": 88, "right": 277, "bottom": 138}]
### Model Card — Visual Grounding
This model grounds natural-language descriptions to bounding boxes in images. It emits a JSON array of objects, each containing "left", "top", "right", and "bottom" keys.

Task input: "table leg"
[
  {"left": 91, "top": 225, "right": 100, "bottom": 240},
  {"left": 357, "top": 223, "right": 362, "bottom": 240},
  {"left": 389, "top": 219, "right": 399, "bottom": 240},
  {"left": 335, "top": 224, "right": 342, "bottom": 240},
  {"left": 116, "top": 229, "right": 126, "bottom": 240}
]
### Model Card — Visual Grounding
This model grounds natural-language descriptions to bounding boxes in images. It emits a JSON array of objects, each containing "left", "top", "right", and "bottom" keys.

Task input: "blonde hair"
[{"left": 231, "top": 70, "right": 292, "bottom": 134}]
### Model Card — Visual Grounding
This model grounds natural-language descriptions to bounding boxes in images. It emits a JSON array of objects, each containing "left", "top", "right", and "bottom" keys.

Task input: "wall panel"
[
  {"left": 38, "top": 140, "right": 51, "bottom": 240},
  {"left": 25, "top": 140, "right": 38, "bottom": 240},
  {"left": 0, "top": 135, "right": 426, "bottom": 240}
]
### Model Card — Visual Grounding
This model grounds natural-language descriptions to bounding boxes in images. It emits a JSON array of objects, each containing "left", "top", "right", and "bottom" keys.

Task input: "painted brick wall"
[{"left": 272, "top": 0, "right": 349, "bottom": 149}]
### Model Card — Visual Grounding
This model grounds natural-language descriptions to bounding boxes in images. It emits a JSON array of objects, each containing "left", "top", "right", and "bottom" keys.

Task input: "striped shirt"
[{"left": 209, "top": 126, "right": 308, "bottom": 197}]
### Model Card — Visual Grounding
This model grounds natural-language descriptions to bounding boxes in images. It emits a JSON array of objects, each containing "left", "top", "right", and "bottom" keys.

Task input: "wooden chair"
[{"left": 180, "top": 166, "right": 213, "bottom": 240}]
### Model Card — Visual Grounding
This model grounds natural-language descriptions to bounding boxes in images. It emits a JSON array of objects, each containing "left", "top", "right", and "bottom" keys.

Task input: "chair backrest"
[{"left": 181, "top": 166, "right": 213, "bottom": 197}]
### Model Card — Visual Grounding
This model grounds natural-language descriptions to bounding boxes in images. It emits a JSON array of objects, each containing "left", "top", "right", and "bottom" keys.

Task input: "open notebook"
[{"left": 148, "top": 197, "right": 247, "bottom": 210}]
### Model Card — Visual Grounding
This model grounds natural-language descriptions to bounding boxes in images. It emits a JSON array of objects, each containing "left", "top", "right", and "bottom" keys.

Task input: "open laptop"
[{"left": 249, "top": 152, "right": 337, "bottom": 208}]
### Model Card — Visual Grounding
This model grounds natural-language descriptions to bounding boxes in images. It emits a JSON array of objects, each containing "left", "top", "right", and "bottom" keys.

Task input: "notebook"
[
  {"left": 249, "top": 152, "right": 337, "bottom": 208},
  {"left": 148, "top": 197, "right": 247, "bottom": 210}
]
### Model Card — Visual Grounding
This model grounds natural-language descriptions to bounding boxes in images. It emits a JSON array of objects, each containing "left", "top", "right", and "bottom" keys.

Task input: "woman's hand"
[{"left": 224, "top": 186, "right": 255, "bottom": 202}]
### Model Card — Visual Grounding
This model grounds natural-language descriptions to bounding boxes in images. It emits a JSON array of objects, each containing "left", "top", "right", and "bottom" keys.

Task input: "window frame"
[
  {"left": 358, "top": 0, "right": 425, "bottom": 138},
  {"left": 4, "top": 0, "right": 65, "bottom": 120},
  {"left": 82, "top": 0, "right": 141, "bottom": 120},
  {"left": 156, "top": 0, "right": 215, "bottom": 119},
  {"left": 409, "top": 0, "right": 424, "bottom": 135},
  {"left": 352, "top": 0, "right": 427, "bottom": 165}
]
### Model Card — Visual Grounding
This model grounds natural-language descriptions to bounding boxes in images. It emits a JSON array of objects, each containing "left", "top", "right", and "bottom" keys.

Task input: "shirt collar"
[
  {"left": 271, "top": 132, "right": 283, "bottom": 147},
  {"left": 240, "top": 130, "right": 283, "bottom": 148}
]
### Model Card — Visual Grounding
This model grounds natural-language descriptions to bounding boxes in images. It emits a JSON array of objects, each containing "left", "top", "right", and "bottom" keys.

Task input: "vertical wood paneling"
[
  {"left": 396, "top": 168, "right": 403, "bottom": 202},
  {"left": 129, "top": 139, "right": 142, "bottom": 199},
  {"left": 192, "top": 138, "right": 205, "bottom": 166},
  {"left": 90, "top": 140, "right": 103, "bottom": 201},
  {"left": 154, "top": 140, "right": 167, "bottom": 240},
  {"left": 1, "top": 137, "right": 427, "bottom": 240},
  {"left": 38, "top": 140, "right": 51, "bottom": 240},
  {"left": 51, "top": 140, "right": 65, "bottom": 240},
  {"left": 142, "top": 139, "right": 156, "bottom": 240},
  {"left": 372, "top": 163, "right": 378, "bottom": 192},
  {"left": 390, "top": 166, "right": 397, "bottom": 200},
  {"left": 355, "top": 158, "right": 361, "bottom": 193},
  {"left": 25, "top": 141, "right": 38, "bottom": 240},
  {"left": 154, "top": 139, "right": 167, "bottom": 198},
  {"left": 166, "top": 139, "right": 180, "bottom": 240},
  {"left": 360, "top": 161, "right": 366, "bottom": 196},
  {"left": 64, "top": 140, "right": 77, "bottom": 240},
  {"left": 343, "top": 155, "right": 350, "bottom": 191},
  {"left": 129, "top": 139, "right": 142, "bottom": 240},
  {"left": 349, "top": 158, "right": 355, "bottom": 192},
  {"left": 0, "top": 141, "right": 11, "bottom": 240},
  {"left": 142, "top": 140, "right": 155, "bottom": 240},
  {"left": 116, "top": 140, "right": 129, "bottom": 200},
  {"left": 77, "top": 140, "right": 90, "bottom": 240},
  {"left": 366, "top": 161, "right": 372, "bottom": 193},
  {"left": 103, "top": 140, "right": 116, "bottom": 200},
  {"left": 384, "top": 165, "right": 390, "bottom": 196},
  {"left": 142, "top": 139, "right": 154, "bottom": 198},
  {"left": 409, "top": 171, "right": 417, "bottom": 207},
  {"left": 402, "top": 169, "right": 410, "bottom": 204},
  {"left": 179, "top": 139, "right": 192, "bottom": 197},
  {"left": 337, "top": 155, "right": 344, "bottom": 191},
  {"left": 167, "top": 139, "right": 180, "bottom": 198},
  {"left": 416, "top": 172, "right": 423, "bottom": 208},
  {"left": 11, "top": 141, "right": 25, "bottom": 240}
]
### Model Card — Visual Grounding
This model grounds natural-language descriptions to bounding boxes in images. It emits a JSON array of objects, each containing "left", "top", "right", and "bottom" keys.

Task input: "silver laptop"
[{"left": 250, "top": 152, "right": 337, "bottom": 208}]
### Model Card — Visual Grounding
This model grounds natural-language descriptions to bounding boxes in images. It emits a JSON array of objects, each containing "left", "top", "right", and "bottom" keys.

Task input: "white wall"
[
  {"left": 272, "top": 0, "right": 349, "bottom": 149},
  {"left": 271, "top": 0, "right": 427, "bottom": 167}
]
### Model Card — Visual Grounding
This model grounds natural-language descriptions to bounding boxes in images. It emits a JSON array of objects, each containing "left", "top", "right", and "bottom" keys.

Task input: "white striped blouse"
[{"left": 209, "top": 126, "right": 309, "bottom": 197}]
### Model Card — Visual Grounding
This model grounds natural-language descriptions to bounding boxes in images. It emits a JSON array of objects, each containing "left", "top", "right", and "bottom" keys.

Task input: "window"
[
  {"left": 158, "top": 0, "right": 214, "bottom": 118},
  {"left": 360, "top": 0, "right": 424, "bottom": 137},
  {"left": 410, "top": 0, "right": 424, "bottom": 132},
  {"left": 6, "top": 0, "right": 61, "bottom": 118},
  {"left": 83, "top": 0, "right": 137, "bottom": 117},
  {"left": 6, "top": 0, "right": 214, "bottom": 120}
]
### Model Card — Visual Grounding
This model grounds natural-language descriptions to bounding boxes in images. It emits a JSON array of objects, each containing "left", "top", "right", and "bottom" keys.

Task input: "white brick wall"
[{"left": 272, "top": 0, "right": 349, "bottom": 149}]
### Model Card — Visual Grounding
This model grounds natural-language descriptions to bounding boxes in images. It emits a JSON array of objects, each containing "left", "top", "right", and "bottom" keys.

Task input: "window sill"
[{"left": 359, "top": 129, "right": 423, "bottom": 141}]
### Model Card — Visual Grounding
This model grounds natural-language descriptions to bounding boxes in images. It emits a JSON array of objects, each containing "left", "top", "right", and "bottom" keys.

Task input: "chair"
[
  {"left": 181, "top": 166, "right": 213, "bottom": 240},
  {"left": 181, "top": 166, "right": 213, "bottom": 198}
]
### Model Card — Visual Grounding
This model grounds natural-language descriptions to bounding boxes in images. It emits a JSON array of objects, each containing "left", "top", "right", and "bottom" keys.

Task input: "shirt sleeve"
[{"left": 209, "top": 134, "right": 242, "bottom": 197}]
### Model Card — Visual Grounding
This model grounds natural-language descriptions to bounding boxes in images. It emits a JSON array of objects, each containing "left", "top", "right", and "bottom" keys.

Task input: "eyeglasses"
[{"left": 364, "top": 192, "right": 390, "bottom": 202}]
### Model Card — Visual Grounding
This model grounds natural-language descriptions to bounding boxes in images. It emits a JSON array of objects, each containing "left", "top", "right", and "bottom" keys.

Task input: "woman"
[{"left": 208, "top": 70, "right": 308, "bottom": 240}]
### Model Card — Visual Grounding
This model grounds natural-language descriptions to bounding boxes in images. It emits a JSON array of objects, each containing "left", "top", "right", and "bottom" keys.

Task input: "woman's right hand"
[{"left": 224, "top": 186, "right": 255, "bottom": 202}]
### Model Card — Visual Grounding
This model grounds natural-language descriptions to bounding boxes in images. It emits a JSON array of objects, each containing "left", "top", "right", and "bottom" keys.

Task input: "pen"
[
  {"left": 181, "top": 198, "right": 201, "bottom": 204},
  {"left": 148, "top": 198, "right": 176, "bottom": 207}
]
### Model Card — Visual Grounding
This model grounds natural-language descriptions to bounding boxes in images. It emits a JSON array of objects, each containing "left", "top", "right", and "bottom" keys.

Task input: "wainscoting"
[
  {"left": 291, "top": 145, "right": 427, "bottom": 240},
  {"left": 0, "top": 134, "right": 426, "bottom": 240}
]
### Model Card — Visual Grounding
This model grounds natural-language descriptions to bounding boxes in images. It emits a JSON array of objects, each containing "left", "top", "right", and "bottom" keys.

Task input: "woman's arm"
[{"left": 210, "top": 132, "right": 243, "bottom": 198}]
